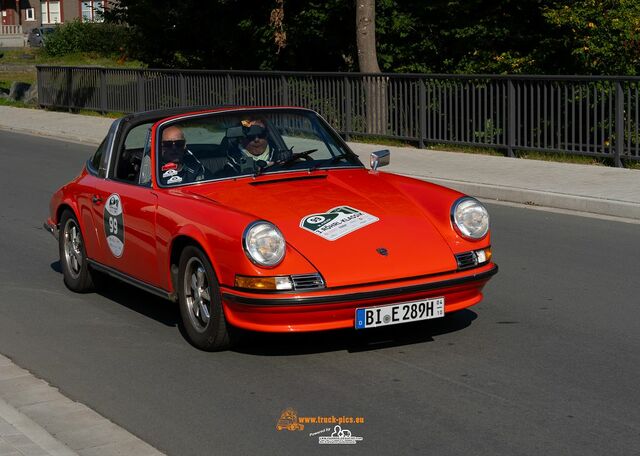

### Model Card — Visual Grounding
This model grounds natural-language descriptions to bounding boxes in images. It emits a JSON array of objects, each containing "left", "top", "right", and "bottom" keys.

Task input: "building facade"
[{"left": 1, "top": 0, "right": 109, "bottom": 35}]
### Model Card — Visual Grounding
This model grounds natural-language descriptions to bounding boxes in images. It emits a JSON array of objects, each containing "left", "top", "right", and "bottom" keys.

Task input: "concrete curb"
[
  {"left": 0, "top": 396, "right": 78, "bottom": 456},
  {"left": 0, "top": 354, "right": 164, "bottom": 456},
  {"left": 420, "top": 176, "right": 640, "bottom": 221}
]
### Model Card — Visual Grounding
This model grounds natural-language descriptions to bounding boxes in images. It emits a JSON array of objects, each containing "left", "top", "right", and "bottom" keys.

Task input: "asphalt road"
[{"left": 1, "top": 130, "right": 640, "bottom": 456}]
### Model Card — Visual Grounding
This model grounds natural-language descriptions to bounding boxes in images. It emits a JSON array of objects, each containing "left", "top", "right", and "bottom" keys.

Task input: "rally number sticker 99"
[{"left": 104, "top": 193, "right": 125, "bottom": 257}]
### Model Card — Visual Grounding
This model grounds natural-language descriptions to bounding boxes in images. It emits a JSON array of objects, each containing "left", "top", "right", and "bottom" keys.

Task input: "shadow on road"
[
  {"left": 96, "top": 280, "right": 180, "bottom": 327},
  {"left": 50, "top": 260, "right": 477, "bottom": 355},
  {"left": 50, "top": 261, "right": 180, "bottom": 327},
  {"left": 232, "top": 309, "right": 477, "bottom": 356}
]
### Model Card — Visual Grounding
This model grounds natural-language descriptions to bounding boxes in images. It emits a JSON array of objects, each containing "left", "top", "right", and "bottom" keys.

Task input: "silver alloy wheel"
[
  {"left": 63, "top": 218, "right": 83, "bottom": 279},
  {"left": 183, "top": 257, "right": 212, "bottom": 333}
]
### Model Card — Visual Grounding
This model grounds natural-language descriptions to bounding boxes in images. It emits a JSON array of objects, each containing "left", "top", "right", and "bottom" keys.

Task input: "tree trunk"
[
  {"left": 356, "top": 0, "right": 380, "bottom": 74},
  {"left": 356, "top": 0, "right": 387, "bottom": 135}
]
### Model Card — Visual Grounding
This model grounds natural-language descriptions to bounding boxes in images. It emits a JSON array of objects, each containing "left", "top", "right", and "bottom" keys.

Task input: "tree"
[
  {"left": 105, "top": 0, "right": 640, "bottom": 76},
  {"left": 373, "top": 0, "right": 559, "bottom": 74},
  {"left": 105, "top": 0, "right": 273, "bottom": 69},
  {"left": 543, "top": 0, "right": 640, "bottom": 75}
]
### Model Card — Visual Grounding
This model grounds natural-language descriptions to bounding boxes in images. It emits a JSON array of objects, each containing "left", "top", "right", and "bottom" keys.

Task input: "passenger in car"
[{"left": 159, "top": 125, "right": 206, "bottom": 185}]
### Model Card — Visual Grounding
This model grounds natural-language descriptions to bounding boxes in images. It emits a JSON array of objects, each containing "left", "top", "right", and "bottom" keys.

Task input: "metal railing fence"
[{"left": 37, "top": 66, "right": 640, "bottom": 165}]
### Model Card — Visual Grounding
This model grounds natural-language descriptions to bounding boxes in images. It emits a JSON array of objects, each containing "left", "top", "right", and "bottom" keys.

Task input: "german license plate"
[{"left": 355, "top": 297, "right": 445, "bottom": 329}]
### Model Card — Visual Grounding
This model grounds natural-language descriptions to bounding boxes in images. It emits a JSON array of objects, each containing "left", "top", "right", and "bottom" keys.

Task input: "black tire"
[
  {"left": 59, "top": 209, "right": 95, "bottom": 293},
  {"left": 177, "top": 245, "right": 233, "bottom": 351}
]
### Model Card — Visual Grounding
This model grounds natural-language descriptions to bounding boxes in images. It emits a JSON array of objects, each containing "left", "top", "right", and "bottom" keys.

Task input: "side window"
[
  {"left": 89, "top": 137, "right": 108, "bottom": 177},
  {"left": 114, "top": 123, "right": 153, "bottom": 184}
]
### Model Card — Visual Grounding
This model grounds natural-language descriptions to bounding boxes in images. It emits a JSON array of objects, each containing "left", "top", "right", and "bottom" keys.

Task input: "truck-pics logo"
[
  {"left": 275, "top": 408, "right": 304, "bottom": 431},
  {"left": 275, "top": 408, "right": 365, "bottom": 444}
]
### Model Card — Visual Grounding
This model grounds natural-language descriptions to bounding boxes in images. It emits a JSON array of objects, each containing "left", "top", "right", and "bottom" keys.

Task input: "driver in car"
[
  {"left": 225, "top": 118, "right": 275, "bottom": 173},
  {"left": 160, "top": 125, "right": 205, "bottom": 185}
]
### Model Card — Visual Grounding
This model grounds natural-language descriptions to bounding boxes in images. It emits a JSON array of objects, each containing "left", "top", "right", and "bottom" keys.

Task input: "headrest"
[{"left": 225, "top": 124, "right": 267, "bottom": 138}]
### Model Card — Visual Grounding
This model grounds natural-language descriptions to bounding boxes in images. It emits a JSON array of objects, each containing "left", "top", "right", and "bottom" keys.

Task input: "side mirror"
[{"left": 370, "top": 149, "right": 390, "bottom": 171}]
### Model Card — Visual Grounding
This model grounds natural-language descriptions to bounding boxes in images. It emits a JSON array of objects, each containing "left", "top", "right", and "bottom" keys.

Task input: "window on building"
[
  {"left": 41, "top": 1, "right": 61, "bottom": 24},
  {"left": 81, "top": 1, "right": 104, "bottom": 22},
  {"left": 25, "top": 8, "right": 36, "bottom": 21},
  {"left": 50, "top": 1, "right": 61, "bottom": 23},
  {"left": 40, "top": 2, "right": 48, "bottom": 23}
]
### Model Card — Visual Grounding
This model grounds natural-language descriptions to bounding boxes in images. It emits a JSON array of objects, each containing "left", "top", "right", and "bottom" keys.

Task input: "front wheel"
[
  {"left": 178, "top": 246, "right": 233, "bottom": 351},
  {"left": 59, "top": 210, "right": 95, "bottom": 293}
]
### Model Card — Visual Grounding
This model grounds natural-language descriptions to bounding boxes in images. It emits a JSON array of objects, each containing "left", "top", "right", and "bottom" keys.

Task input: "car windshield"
[{"left": 156, "top": 109, "right": 362, "bottom": 187}]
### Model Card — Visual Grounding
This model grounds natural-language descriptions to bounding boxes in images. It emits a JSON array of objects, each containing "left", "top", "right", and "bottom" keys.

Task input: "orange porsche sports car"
[{"left": 45, "top": 106, "right": 497, "bottom": 350}]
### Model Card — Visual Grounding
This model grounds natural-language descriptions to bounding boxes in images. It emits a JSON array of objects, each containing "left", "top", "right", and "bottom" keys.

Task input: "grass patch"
[
  {"left": 37, "top": 51, "right": 144, "bottom": 68},
  {"left": 349, "top": 135, "right": 414, "bottom": 148},
  {"left": 434, "top": 145, "right": 638, "bottom": 169},
  {"left": 427, "top": 143, "right": 505, "bottom": 157},
  {"left": 75, "top": 108, "right": 124, "bottom": 119},
  {"left": 0, "top": 70, "right": 36, "bottom": 86},
  {"left": 0, "top": 48, "right": 39, "bottom": 64},
  {"left": 0, "top": 48, "right": 144, "bottom": 68},
  {"left": 623, "top": 159, "right": 640, "bottom": 169},
  {"left": 514, "top": 150, "right": 608, "bottom": 165},
  {"left": 511, "top": 149, "right": 640, "bottom": 168},
  {"left": 0, "top": 98, "right": 33, "bottom": 109}
]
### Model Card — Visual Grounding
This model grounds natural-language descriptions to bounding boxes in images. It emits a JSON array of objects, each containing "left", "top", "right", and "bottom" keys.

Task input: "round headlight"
[
  {"left": 243, "top": 221, "right": 286, "bottom": 267},
  {"left": 451, "top": 197, "right": 489, "bottom": 240}
]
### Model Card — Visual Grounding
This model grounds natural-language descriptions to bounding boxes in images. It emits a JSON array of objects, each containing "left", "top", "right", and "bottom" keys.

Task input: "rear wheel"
[
  {"left": 178, "top": 245, "right": 233, "bottom": 351},
  {"left": 59, "top": 210, "right": 95, "bottom": 292}
]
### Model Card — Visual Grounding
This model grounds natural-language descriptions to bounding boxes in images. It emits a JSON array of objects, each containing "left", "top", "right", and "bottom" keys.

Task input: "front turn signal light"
[
  {"left": 475, "top": 247, "right": 492, "bottom": 264},
  {"left": 234, "top": 275, "right": 293, "bottom": 290}
]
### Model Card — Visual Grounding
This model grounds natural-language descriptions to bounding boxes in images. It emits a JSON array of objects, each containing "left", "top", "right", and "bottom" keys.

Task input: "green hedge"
[{"left": 43, "top": 20, "right": 130, "bottom": 57}]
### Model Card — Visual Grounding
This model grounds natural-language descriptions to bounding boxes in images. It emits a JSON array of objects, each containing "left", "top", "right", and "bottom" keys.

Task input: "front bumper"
[
  {"left": 43, "top": 219, "right": 59, "bottom": 240},
  {"left": 221, "top": 263, "right": 498, "bottom": 332}
]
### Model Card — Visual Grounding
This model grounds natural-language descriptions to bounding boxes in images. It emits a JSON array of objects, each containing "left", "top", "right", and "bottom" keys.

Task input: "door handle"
[{"left": 92, "top": 195, "right": 102, "bottom": 204}]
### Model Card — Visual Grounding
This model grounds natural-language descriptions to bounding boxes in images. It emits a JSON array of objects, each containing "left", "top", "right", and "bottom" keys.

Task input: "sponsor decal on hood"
[{"left": 300, "top": 206, "right": 379, "bottom": 241}]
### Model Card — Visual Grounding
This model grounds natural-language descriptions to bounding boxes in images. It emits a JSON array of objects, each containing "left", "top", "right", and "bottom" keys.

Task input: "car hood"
[{"left": 187, "top": 169, "right": 458, "bottom": 287}]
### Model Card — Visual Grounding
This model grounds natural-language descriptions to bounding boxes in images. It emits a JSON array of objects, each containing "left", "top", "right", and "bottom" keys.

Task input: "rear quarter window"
[{"left": 89, "top": 138, "right": 108, "bottom": 177}]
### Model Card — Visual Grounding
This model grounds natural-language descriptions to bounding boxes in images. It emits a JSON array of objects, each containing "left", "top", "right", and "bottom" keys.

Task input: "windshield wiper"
[
  {"left": 255, "top": 148, "right": 319, "bottom": 177},
  {"left": 280, "top": 148, "right": 319, "bottom": 167},
  {"left": 330, "top": 153, "right": 355, "bottom": 164}
]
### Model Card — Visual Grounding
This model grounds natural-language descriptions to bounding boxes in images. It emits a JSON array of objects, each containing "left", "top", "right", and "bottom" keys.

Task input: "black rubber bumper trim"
[
  {"left": 43, "top": 221, "right": 59, "bottom": 240},
  {"left": 87, "top": 259, "right": 176, "bottom": 302},
  {"left": 222, "top": 264, "right": 498, "bottom": 306}
]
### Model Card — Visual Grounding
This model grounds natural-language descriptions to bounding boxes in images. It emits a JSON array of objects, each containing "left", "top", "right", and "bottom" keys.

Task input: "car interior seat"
[{"left": 116, "top": 148, "right": 143, "bottom": 182}]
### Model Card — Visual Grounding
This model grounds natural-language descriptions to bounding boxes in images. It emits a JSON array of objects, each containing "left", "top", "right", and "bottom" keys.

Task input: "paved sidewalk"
[
  {"left": 0, "top": 354, "right": 162, "bottom": 456},
  {"left": 1, "top": 105, "right": 639, "bottom": 221}
]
